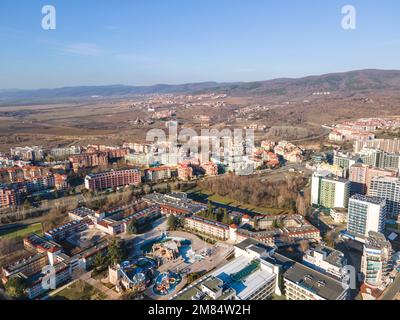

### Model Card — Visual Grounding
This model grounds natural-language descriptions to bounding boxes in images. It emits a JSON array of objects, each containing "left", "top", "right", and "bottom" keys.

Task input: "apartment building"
[
  {"left": 361, "top": 231, "right": 393, "bottom": 289},
  {"left": 10, "top": 146, "right": 44, "bottom": 162},
  {"left": 349, "top": 164, "right": 398, "bottom": 195},
  {"left": 184, "top": 215, "right": 230, "bottom": 240},
  {"left": 69, "top": 152, "right": 108, "bottom": 172},
  {"left": 359, "top": 148, "right": 400, "bottom": 170},
  {"left": 311, "top": 171, "right": 350, "bottom": 209},
  {"left": 143, "top": 192, "right": 207, "bottom": 216},
  {"left": 354, "top": 138, "right": 400, "bottom": 154},
  {"left": 44, "top": 219, "right": 89, "bottom": 242},
  {"left": 347, "top": 194, "right": 387, "bottom": 241},
  {"left": 144, "top": 166, "right": 172, "bottom": 182},
  {"left": 284, "top": 263, "right": 349, "bottom": 300},
  {"left": 24, "top": 174, "right": 55, "bottom": 193},
  {"left": 303, "top": 245, "right": 347, "bottom": 279},
  {"left": 84, "top": 169, "right": 141, "bottom": 191},
  {"left": 368, "top": 176, "right": 400, "bottom": 220},
  {"left": 177, "top": 163, "right": 193, "bottom": 181},
  {"left": 201, "top": 162, "right": 218, "bottom": 176},
  {"left": 0, "top": 183, "right": 26, "bottom": 208},
  {"left": 333, "top": 152, "right": 361, "bottom": 171}
]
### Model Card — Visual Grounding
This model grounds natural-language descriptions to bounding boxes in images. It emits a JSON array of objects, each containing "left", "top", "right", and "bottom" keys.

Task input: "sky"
[{"left": 0, "top": 0, "right": 400, "bottom": 89}]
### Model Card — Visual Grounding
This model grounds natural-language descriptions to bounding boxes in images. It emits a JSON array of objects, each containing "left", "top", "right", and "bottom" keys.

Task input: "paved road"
[{"left": 380, "top": 274, "right": 400, "bottom": 300}]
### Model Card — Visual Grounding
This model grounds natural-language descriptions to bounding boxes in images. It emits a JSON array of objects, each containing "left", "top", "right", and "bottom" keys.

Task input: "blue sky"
[{"left": 1, "top": 0, "right": 400, "bottom": 89}]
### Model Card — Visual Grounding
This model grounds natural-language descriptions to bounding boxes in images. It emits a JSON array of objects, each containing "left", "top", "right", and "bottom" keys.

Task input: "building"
[
  {"left": 201, "top": 162, "right": 218, "bottom": 176},
  {"left": 84, "top": 169, "right": 141, "bottom": 191},
  {"left": 0, "top": 183, "right": 26, "bottom": 208},
  {"left": 24, "top": 174, "right": 55, "bottom": 193},
  {"left": 347, "top": 194, "right": 387, "bottom": 241},
  {"left": 359, "top": 148, "right": 400, "bottom": 170},
  {"left": 349, "top": 164, "right": 369, "bottom": 195},
  {"left": 349, "top": 164, "right": 398, "bottom": 195},
  {"left": 330, "top": 207, "right": 348, "bottom": 224},
  {"left": 184, "top": 215, "right": 230, "bottom": 240},
  {"left": 303, "top": 245, "right": 347, "bottom": 279},
  {"left": 44, "top": 219, "right": 89, "bottom": 242},
  {"left": 361, "top": 231, "right": 393, "bottom": 290},
  {"left": 54, "top": 173, "right": 69, "bottom": 190},
  {"left": 50, "top": 146, "right": 81, "bottom": 159},
  {"left": 368, "top": 176, "right": 400, "bottom": 220},
  {"left": 10, "top": 146, "right": 44, "bottom": 162},
  {"left": 69, "top": 152, "right": 108, "bottom": 172},
  {"left": 354, "top": 138, "right": 400, "bottom": 154},
  {"left": 283, "top": 262, "right": 349, "bottom": 300},
  {"left": 173, "top": 239, "right": 282, "bottom": 300},
  {"left": 143, "top": 192, "right": 207, "bottom": 216},
  {"left": 333, "top": 152, "right": 360, "bottom": 172},
  {"left": 144, "top": 166, "right": 172, "bottom": 182},
  {"left": 311, "top": 171, "right": 350, "bottom": 209},
  {"left": 177, "top": 163, "right": 193, "bottom": 181}
]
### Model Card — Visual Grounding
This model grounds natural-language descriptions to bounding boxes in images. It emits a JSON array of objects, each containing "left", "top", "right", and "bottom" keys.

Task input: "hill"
[{"left": 1, "top": 69, "right": 400, "bottom": 104}]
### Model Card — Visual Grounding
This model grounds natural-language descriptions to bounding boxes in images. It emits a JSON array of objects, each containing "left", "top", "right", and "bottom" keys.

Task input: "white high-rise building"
[
  {"left": 368, "top": 176, "right": 400, "bottom": 220},
  {"left": 347, "top": 194, "right": 387, "bottom": 241}
]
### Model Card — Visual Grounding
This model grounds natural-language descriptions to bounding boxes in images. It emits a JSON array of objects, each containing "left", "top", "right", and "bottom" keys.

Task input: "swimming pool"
[{"left": 153, "top": 271, "right": 182, "bottom": 296}]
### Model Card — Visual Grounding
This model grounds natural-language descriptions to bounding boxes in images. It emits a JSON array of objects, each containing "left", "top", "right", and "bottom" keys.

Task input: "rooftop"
[
  {"left": 284, "top": 262, "right": 348, "bottom": 300},
  {"left": 350, "top": 194, "right": 386, "bottom": 206}
]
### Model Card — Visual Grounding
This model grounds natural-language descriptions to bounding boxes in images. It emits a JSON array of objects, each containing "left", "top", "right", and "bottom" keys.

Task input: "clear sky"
[{"left": 1, "top": 0, "right": 400, "bottom": 89}]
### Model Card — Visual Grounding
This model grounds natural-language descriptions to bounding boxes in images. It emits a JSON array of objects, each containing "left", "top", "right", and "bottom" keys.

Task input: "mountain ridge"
[{"left": 1, "top": 69, "right": 400, "bottom": 103}]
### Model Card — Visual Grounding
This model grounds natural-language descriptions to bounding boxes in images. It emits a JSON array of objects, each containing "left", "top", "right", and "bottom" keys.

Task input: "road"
[{"left": 380, "top": 273, "right": 400, "bottom": 300}]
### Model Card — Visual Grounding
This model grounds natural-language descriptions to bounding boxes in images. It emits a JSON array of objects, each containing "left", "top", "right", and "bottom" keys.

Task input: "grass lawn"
[
  {"left": 50, "top": 280, "right": 106, "bottom": 300},
  {"left": 189, "top": 189, "right": 287, "bottom": 216},
  {"left": 0, "top": 223, "right": 43, "bottom": 239}
]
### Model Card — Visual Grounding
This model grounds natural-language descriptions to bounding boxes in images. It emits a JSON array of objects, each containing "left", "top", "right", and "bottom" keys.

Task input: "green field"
[
  {"left": 50, "top": 280, "right": 106, "bottom": 300},
  {"left": 0, "top": 223, "right": 43, "bottom": 239},
  {"left": 189, "top": 189, "right": 287, "bottom": 215}
]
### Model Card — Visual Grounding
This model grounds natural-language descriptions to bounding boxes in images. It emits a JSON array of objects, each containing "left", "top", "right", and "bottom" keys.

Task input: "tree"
[
  {"left": 93, "top": 252, "right": 107, "bottom": 273},
  {"left": 108, "top": 239, "right": 123, "bottom": 266},
  {"left": 127, "top": 219, "right": 139, "bottom": 234},
  {"left": 207, "top": 201, "right": 214, "bottom": 217},
  {"left": 167, "top": 214, "right": 178, "bottom": 231},
  {"left": 324, "top": 231, "right": 336, "bottom": 248},
  {"left": 5, "top": 277, "right": 26, "bottom": 299},
  {"left": 222, "top": 212, "right": 232, "bottom": 225},
  {"left": 187, "top": 272, "right": 202, "bottom": 285},
  {"left": 299, "top": 240, "right": 310, "bottom": 253},
  {"left": 23, "top": 200, "right": 31, "bottom": 210}
]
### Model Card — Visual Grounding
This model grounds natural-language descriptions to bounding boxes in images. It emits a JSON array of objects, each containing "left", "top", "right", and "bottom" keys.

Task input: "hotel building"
[
  {"left": 368, "top": 176, "right": 400, "bottom": 220},
  {"left": 284, "top": 262, "right": 349, "bottom": 300},
  {"left": 84, "top": 169, "right": 141, "bottom": 191},
  {"left": 303, "top": 245, "right": 347, "bottom": 280},
  {"left": 361, "top": 231, "right": 393, "bottom": 289},
  {"left": 347, "top": 194, "right": 387, "bottom": 241},
  {"left": 311, "top": 171, "right": 350, "bottom": 209}
]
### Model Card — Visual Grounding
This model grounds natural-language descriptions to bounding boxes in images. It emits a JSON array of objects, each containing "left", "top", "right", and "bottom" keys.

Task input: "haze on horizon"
[{"left": 1, "top": 0, "right": 400, "bottom": 90}]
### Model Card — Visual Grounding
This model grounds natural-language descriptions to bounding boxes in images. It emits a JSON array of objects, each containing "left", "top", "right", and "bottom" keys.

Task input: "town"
[{"left": 1, "top": 115, "right": 400, "bottom": 301}]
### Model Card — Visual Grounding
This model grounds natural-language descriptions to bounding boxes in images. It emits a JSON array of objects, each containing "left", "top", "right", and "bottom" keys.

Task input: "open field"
[
  {"left": 0, "top": 223, "right": 43, "bottom": 239},
  {"left": 188, "top": 189, "right": 287, "bottom": 215},
  {"left": 2, "top": 84, "right": 399, "bottom": 152},
  {"left": 50, "top": 280, "right": 106, "bottom": 300}
]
